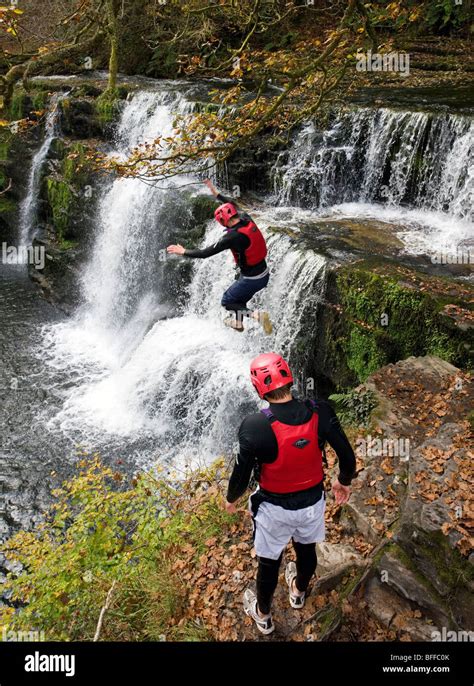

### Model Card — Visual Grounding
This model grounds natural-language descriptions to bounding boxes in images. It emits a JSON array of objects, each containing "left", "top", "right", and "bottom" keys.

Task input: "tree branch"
[{"left": 93, "top": 580, "right": 117, "bottom": 642}]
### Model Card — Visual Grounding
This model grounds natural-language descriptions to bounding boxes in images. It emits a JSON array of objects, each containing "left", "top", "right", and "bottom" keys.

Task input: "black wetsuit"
[
  {"left": 183, "top": 194, "right": 268, "bottom": 278},
  {"left": 227, "top": 397, "right": 356, "bottom": 615},
  {"left": 227, "top": 397, "right": 356, "bottom": 506}
]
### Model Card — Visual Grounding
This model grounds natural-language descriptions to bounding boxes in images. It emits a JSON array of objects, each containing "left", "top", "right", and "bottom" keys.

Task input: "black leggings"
[{"left": 256, "top": 541, "right": 317, "bottom": 615}]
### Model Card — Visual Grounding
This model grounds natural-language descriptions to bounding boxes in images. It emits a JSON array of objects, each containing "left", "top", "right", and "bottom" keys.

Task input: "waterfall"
[
  {"left": 41, "top": 89, "right": 327, "bottom": 468},
  {"left": 80, "top": 90, "right": 196, "bottom": 359},
  {"left": 18, "top": 92, "right": 67, "bottom": 248},
  {"left": 272, "top": 107, "right": 473, "bottom": 219},
  {"left": 272, "top": 107, "right": 474, "bottom": 251},
  {"left": 40, "top": 89, "right": 471, "bottom": 468}
]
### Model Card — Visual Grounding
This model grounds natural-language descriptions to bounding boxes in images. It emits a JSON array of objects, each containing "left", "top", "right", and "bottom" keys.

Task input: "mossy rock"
[
  {"left": 0, "top": 196, "right": 16, "bottom": 214},
  {"left": 95, "top": 91, "right": 121, "bottom": 126},
  {"left": 8, "top": 86, "right": 51, "bottom": 121},
  {"left": 0, "top": 129, "right": 11, "bottom": 161},
  {"left": 303, "top": 258, "right": 473, "bottom": 394},
  {"left": 31, "top": 90, "right": 49, "bottom": 113},
  {"left": 334, "top": 262, "right": 473, "bottom": 382},
  {"left": 9, "top": 89, "right": 28, "bottom": 120},
  {"left": 189, "top": 194, "right": 217, "bottom": 226},
  {"left": 71, "top": 84, "right": 103, "bottom": 99},
  {"left": 43, "top": 141, "right": 94, "bottom": 242},
  {"left": 46, "top": 177, "right": 74, "bottom": 241}
]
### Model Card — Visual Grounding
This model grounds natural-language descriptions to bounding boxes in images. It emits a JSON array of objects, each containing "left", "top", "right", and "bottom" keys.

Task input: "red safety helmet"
[
  {"left": 214, "top": 202, "right": 238, "bottom": 227},
  {"left": 250, "top": 353, "right": 294, "bottom": 399}
]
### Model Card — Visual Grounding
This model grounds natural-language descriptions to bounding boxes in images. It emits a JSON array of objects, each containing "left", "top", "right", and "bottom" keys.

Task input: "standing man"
[
  {"left": 167, "top": 180, "right": 272, "bottom": 334},
  {"left": 225, "top": 353, "right": 356, "bottom": 635}
]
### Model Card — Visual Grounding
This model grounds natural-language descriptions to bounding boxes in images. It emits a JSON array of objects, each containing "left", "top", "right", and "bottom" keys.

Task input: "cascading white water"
[
  {"left": 272, "top": 107, "right": 473, "bottom": 256},
  {"left": 40, "top": 90, "right": 472, "bottom": 468},
  {"left": 273, "top": 107, "right": 473, "bottom": 219},
  {"left": 78, "top": 90, "right": 197, "bottom": 363},
  {"left": 18, "top": 93, "right": 67, "bottom": 248},
  {"left": 41, "top": 89, "right": 327, "bottom": 468}
]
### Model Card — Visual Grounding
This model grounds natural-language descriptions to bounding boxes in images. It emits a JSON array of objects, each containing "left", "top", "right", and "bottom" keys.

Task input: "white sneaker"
[
  {"left": 285, "top": 562, "right": 306, "bottom": 609},
  {"left": 243, "top": 589, "right": 274, "bottom": 635}
]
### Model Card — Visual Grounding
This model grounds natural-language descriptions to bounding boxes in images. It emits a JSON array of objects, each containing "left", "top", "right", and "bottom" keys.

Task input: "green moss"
[
  {"left": 0, "top": 197, "right": 16, "bottom": 213},
  {"left": 0, "top": 137, "right": 10, "bottom": 161},
  {"left": 45, "top": 142, "right": 92, "bottom": 241},
  {"left": 58, "top": 239, "right": 79, "bottom": 250},
  {"left": 190, "top": 194, "right": 217, "bottom": 225},
  {"left": 384, "top": 542, "right": 450, "bottom": 609},
  {"left": 62, "top": 142, "right": 89, "bottom": 183},
  {"left": 31, "top": 90, "right": 49, "bottom": 112},
  {"left": 95, "top": 91, "right": 120, "bottom": 125},
  {"left": 335, "top": 266, "right": 472, "bottom": 382},
  {"left": 58, "top": 98, "right": 71, "bottom": 128},
  {"left": 344, "top": 328, "right": 389, "bottom": 381},
  {"left": 9, "top": 89, "right": 27, "bottom": 120},
  {"left": 413, "top": 530, "right": 474, "bottom": 594},
  {"left": 46, "top": 178, "right": 74, "bottom": 240},
  {"left": 71, "top": 84, "right": 102, "bottom": 98},
  {"left": 0, "top": 167, "right": 7, "bottom": 190},
  {"left": 49, "top": 137, "right": 66, "bottom": 158}
]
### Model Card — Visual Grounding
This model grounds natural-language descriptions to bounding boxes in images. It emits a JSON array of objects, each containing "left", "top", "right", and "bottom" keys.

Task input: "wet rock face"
[
  {"left": 58, "top": 99, "right": 104, "bottom": 140},
  {"left": 310, "top": 257, "right": 472, "bottom": 395},
  {"left": 341, "top": 355, "right": 473, "bottom": 638}
]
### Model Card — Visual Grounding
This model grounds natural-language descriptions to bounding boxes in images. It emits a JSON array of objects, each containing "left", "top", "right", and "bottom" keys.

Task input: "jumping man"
[
  {"left": 167, "top": 180, "right": 272, "bottom": 333},
  {"left": 225, "top": 353, "right": 357, "bottom": 635}
]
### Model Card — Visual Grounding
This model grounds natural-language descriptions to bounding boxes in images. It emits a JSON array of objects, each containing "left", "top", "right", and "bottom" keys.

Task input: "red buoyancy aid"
[
  {"left": 230, "top": 221, "right": 267, "bottom": 267},
  {"left": 259, "top": 409, "right": 324, "bottom": 494}
]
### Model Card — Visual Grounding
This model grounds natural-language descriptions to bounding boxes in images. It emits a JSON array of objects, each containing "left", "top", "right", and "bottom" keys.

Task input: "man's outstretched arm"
[{"left": 180, "top": 233, "right": 235, "bottom": 259}]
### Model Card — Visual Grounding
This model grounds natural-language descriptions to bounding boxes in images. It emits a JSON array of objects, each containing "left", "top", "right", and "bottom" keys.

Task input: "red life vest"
[
  {"left": 230, "top": 221, "right": 267, "bottom": 267},
  {"left": 259, "top": 409, "right": 324, "bottom": 494}
]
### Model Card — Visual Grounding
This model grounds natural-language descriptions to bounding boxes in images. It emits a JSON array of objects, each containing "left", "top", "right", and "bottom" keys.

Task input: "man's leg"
[
  {"left": 256, "top": 553, "right": 283, "bottom": 615},
  {"left": 221, "top": 273, "right": 271, "bottom": 332},
  {"left": 221, "top": 280, "right": 249, "bottom": 331},
  {"left": 244, "top": 500, "right": 292, "bottom": 632},
  {"left": 292, "top": 541, "right": 317, "bottom": 594}
]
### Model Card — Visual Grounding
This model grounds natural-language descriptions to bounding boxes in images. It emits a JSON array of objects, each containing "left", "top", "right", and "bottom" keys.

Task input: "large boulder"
[{"left": 339, "top": 355, "right": 473, "bottom": 638}]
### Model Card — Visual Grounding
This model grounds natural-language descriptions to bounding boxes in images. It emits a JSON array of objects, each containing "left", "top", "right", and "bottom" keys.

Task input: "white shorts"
[{"left": 250, "top": 494, "right": 326, "bottom": 560}]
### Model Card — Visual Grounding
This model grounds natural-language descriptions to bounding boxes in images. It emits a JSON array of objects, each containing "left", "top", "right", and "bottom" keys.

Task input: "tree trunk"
[{"left": 106, "top": 0, "right": 120, "bottom": 93}]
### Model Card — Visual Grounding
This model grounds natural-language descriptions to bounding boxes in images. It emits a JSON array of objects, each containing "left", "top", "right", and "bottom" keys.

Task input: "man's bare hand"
[
  {"left": 167, "top": 244, "right": 185, "bottom": 255},
  {"left": 332, "top": 479, "right": 351, "bottom": 505},
  {"left": 204, "top": 179, "right": 218, "bottom": 196},
  {"left": 225, "top": 501, "right": 237, "bottom": 514}
]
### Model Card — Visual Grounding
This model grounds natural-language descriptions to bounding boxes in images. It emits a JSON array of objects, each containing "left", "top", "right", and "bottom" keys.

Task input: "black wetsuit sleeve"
[
  {"left": 226, "top": 419, "right": 256, "bottom": 503},
  {"left": 317, "top": 400, "right": 356, "bottom": 486},
  {"left": 183, "top": 232, "right": 235, "bottom": 259},
  {"left": 226, "top": 414, "right": 277, "bottom": 502}
]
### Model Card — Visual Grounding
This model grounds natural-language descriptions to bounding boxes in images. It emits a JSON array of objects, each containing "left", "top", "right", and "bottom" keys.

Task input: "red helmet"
[
  {"left": 250, "top": 353, "right": 294, "bottom": 399},
  {"left": 215, "top": 202, "right": 238, "bottom": 227}
]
